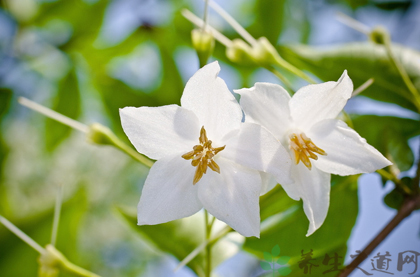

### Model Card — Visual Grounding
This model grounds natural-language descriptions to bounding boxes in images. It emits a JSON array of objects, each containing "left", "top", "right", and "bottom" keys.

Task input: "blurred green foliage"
[{"left": 0, "top": 0, "right": 419, "bottom": 276}]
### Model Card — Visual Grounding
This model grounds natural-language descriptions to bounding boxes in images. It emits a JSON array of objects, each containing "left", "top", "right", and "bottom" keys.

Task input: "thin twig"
[
  {"left": 0, "top": 215, "right": 46, "bottom": 254},
  {"left": 208, "top": 0, "right": 257, "bottom": 46},
  {"left": 338, "top": 194, "right": 420, "bottom": 277},
  {"left": 182, "top": 9, "right": 232, "bottom": 48},
  {"left": 352, "top": 78, "right": 374, "bottom": 97},
  {"left": 51, "top": 184, "right": 63, "bottom": 246},
  {"left": 18, "top": 97, "right": 89, "bottom": 133}
]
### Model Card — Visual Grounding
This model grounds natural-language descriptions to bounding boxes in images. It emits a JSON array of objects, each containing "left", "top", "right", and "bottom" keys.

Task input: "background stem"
[{"left": 337, "top": 194, "right": 420, "bottom": 277}]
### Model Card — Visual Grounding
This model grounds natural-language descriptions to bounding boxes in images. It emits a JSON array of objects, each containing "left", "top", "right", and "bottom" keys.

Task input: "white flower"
[
  {"left": 236, "top": 71, "right": 392, "bottom": 236},
  {"left": 119, "top": 61, "right": 292, "bottom": 237}
]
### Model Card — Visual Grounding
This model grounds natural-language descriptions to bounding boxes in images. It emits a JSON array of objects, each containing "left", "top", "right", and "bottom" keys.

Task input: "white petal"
[
  {"left": 180, "top": 61, "right": 242, "bottom": 140},
  {"left": 221, "top": 123, "right": 293, "bottom": 186},
  {"left": 290, "top": 70, "right": 353, "bottom": 130},
  {"left": 137, "top": 154, "right": 202, "bottom": 225},
  {"left": 120, "top": 105, "right": 200, "bottom": 160},
  {"left": 260, "top": 172, "right": 277, "bottom": 195},
  {"left": 236, "top": 82, "right": 292, "bottom": 138},
  {"left": 309, "top": 119, "right": 392, "bottom": 175},
  {"left": 292, "top": 163, "right": 331, "bottom": 236},
  {"left": 197, "top": 158, "right": 261, "bottom": 237}
]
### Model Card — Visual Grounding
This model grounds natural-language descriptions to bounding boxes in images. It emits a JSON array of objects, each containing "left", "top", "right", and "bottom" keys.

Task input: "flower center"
[
  {"left": 182, "top": 126, "right": 225, "bottom": 185},
  {"left": 289, "top": 133, "right": 327, "bottom": 170}
]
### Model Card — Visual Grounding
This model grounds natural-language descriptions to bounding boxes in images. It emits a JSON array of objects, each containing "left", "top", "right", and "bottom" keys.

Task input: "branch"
[{"left": 338, "top": 194, "right": 420, "bottom": 277}]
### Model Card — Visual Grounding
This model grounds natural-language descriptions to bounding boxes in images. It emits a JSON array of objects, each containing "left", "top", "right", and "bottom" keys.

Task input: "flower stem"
[
  {"left": 174, "top": 225, "right": 231, "bottom": 273},
  {"left": 18, "top": 97, "right": 89, "bottom": 133},
  {"left": 383, "top": 41, "right": 420, "bottom": 113},
  {"left": 208, "top": 0, "right": 257, "bottom": 47},
  {"left": 182, "top": 9, "right": 233, "bottom": 48},
  {"left": 272, "top": 55, "right": 316, "bottom": 84},
  {"left": 337, "top": 194, "right": 420, "bottom": 277},
  {"left": 18, "top": 97, "right": 153, "bottom": 168},
  {"left": 266, "top": 66, "right": 295, "bottom": 94},
  {"left": 204, "top": 210, "right": 214, "bottom": 277},
  {"left": 376, "top": 169, "right": 411, "bottom": 195},
  {"left": 203, "top": 0, "right": 209, "bottom": 32},
  {"left": 51, "top": 184, "right": 63, "bottom": 246},
  {"left": 352, "top": 78, "right": 374, "bottom": 97},
  {"left": 0, "top": 215, "right": 46, "bottom": 255}
]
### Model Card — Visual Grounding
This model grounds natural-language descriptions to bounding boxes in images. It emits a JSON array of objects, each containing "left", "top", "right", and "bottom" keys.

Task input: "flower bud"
[
  {"left": 38, "top": 245, "right": 64, "bottom": 277},
  {"left": 251, "top": 37, "right": 281, "bottom": 67},
  {"left": 87, "top": 123, "right": 118, "bottom": 146},
  {"left": 226, "top": 38, "right": 255, "bottom": 65},
  {"left": 369, "top": 26, "right": 390, "bottom": 45},
  {"left": 191, "top": 29, "right": 215, "bottom": 67}
]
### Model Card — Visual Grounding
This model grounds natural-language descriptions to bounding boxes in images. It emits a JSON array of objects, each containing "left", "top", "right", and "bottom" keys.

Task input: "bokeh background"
[{"left": 0, "top": 0, "right": 419, "bottom": 276}]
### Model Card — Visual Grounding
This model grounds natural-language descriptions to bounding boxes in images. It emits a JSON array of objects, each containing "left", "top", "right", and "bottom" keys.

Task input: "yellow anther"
[
  {"left": 289, "top": 132, "right": 327, "bottom": 170},
  {"left": 182, "top": 126, "right": 225, "bottom": 185}
]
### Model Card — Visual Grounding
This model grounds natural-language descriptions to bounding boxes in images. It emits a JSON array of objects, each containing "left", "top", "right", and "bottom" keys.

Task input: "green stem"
[
  {"left": 266, "top": 66, "right": 295, "bottom": 94},
  {"left": 274, "top": 56, "right": 316, "bottom": 84},
  {"left": 384, "top": 41, "right": 420, "bottom": 113},
  {"left": 204, "top": 210, "right": 214, "bottom": 277},
  {"left": 112, "top": 136, "right": 154, "bottom": 167},
  {"left": 376, "top": 169, "right": 411, "bottom": 195},
  {"left": 50, "top": 184, "right": 63, "bottom": 246},
  {"left": 61, "top": 259, "right": 100, "bottom": 277}
]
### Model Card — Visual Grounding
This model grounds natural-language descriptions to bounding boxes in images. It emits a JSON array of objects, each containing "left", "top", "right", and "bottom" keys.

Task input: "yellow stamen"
[
  {"left": 182, "top": 126, "right": 225, "bottom": 185},
  {"left": 289, "top": 133, "right": 327, "bottom": 170}
]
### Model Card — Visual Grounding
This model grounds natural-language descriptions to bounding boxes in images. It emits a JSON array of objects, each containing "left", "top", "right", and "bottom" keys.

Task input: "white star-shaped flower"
[
  {"left": 119, "top": 61, "right": 292, "bottom": 237},
  {"left": 236, "top": 71, "right": 392, "bottom": 236}
]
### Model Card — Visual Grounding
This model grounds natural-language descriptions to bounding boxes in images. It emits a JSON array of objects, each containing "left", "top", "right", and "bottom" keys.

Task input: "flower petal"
[
  {"left": 221, "top": 123, "right": 293, "bottom": 187},
  {"left": 292, "top": 163, "right": 331, "bottom": 236},
  {"left": 289, "top": 70, "right": 353, "bottom": 130},
  {"left": 137, "top": 154, "right": 202, "bottom": 225},
  {"left": 180, "top": 61, "right": 242, "bottom": 140},
  {"left": 260, "top": 172, "right": 277, "bottom": 195},
  {"left": 120, "top": 105, "right": 200, "bottom": 160},
  {"left": 197, "top": 157, "right": 261, "bottom": 237},
  {"left": 236, "top": 82, "right": 292, "bottom": 138},
  {"left": 309, "top": 119, "right": 392, "bottom": 175}
]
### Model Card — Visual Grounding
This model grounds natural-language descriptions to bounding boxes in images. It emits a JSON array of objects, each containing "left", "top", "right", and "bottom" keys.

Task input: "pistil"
[
  {"left": 182, "top": 126, "right": 225, "bottom": 184},
  {"left": 289, "top": 133, "right": 327, "bottom": 170}
]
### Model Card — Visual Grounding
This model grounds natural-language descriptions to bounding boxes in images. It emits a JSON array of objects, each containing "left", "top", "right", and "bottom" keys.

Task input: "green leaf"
[
  {"left": 278, "top": 42, "right": 420, "bottom": 113},
  {"left": 264, "top": 251, "right": 273, "bottom": 262},
  {"left": 351, "top": 115, "right": 420, "bottom": 172},
  {"left": 116, "top": 206, "right": 237, "bottom": 276},
  {"left": 384, "top": 188, "right": 405, "bottom": 210},
  {"left": 260, "top": 261, "right": 272, "bottom": 270},
  {"left": 45, "top": 67, "right": 81, "bottom": 152},
  {"left": 278, "top": 266, "right": 292, "bottom": 276},
  {"left": 250, "top": 0, "right": 286, "bottom": 44},
  {"left": 244, "top": 175, "right": 359, "bottom": 276},
  {"left": 272, "top": 244, "right": 281, "bottom": 256},
  {"left": 277, "top": 256, "right": 290, "bottom": 265},
  {"left": 0, "top": 188, "right": 88, "bottom": 276}
]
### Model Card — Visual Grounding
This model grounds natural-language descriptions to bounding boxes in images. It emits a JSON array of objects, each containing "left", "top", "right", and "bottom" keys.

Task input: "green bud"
[
  {"left": 226, "top": 38, "right": 255, "bottom": 66},
  {"left": 191, "top": 29, "right": 215, "bottom": 67},
  {"left": 369, "top": 26, "right": 390, "bottom": 45},
  {"left": 87, "top": 123, "right": 119, "bottom": 146},
  {"left": 38, "top": 245, "right": 64, "bottom": 277},
  {"left": 251, "top": 37, "right": 282, "bottom": 67}
]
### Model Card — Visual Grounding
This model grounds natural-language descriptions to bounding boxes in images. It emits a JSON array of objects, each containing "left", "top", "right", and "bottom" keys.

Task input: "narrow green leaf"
[
  {"left": 45, "top": 67, "right": 81, "bottom": 152},
  {"left": 244, "top": 175, "right": 359, "bottom": 276},
  {"left": 278, "top": 42, "right": 420, "bottom": 113},
  {"left": 351, "top": 115, "right": 420, "bottom": 172}
]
